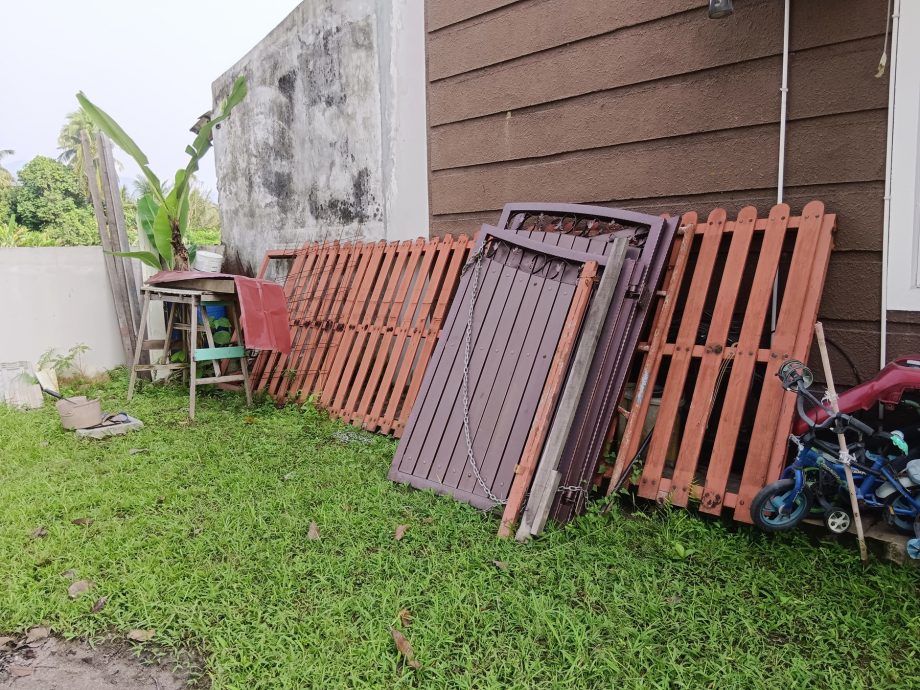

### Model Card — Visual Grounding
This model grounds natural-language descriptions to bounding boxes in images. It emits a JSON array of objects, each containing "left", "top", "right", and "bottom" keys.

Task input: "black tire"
[{"left": 751, "top": 478, "right": 813, "bottom": 533}]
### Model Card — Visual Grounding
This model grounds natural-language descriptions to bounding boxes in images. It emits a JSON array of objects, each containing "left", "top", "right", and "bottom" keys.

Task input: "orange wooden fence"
[
  {"left": 606, "top": 201, "right": 836, "bottom": 522},
  {"left": 251, "top": 235, "right": 472, "bottom": 436}
]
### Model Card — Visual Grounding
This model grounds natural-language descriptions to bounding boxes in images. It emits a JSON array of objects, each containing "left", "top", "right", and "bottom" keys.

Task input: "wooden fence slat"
[
  {"left": 378, "top": 236, "right": 459, "bottom": 435},
  {"left": 638, "top": 212, "right": 723, "bottom": 501},
  {"left": 698, "top": 205, "right": 791, "bottom": 515},
  {"left": 396, "top": 236, "right": 471, "bottom": 433},
  {"left": 606, "top": 213, "right": 697, "bottom": 493},
  {"left": 734, "top": 201, "right": 832, "bottom": 522},
  {"left": 369, "top": 239, "right": 437, "bottom": 431},
  {"left": 499, "top": 260, "right": 599, "bottom": 537},
  {"left": 668, "top": 207, "right": 755, "bottom": 507},
  {"left": 353, "top": 240, "right": 417, "bottom": 424},
  {"left": 319, "top": 241, "right": 386, "bottom": 409},
  {"left": 274, "top": 243, "right": 326, "bottom": 400}
]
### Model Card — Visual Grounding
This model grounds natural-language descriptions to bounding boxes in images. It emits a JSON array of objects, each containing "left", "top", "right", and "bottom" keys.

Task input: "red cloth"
[{"left": 146, "top": 271, "right": 291, "bottom": 354}]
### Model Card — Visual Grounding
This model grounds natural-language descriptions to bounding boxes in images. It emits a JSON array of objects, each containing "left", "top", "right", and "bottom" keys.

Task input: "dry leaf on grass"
[
  {"left": 307, "top": 522, "right": 320, "bottom": 541},
  {"left": 127, "top": 629, "right": 155, "bottom": 642},
  {"left": 60, "top": 569, "right": 76, "bottom": 580},
  {"left": 394, "top": 524, "right": 409, "bottom": 541},
  {"left": 0, "top": 636, "right": 16, "bottom": 649},
  {"left": 9, "top": 665, "right": 32, "bottom": 677},
  {"left": 71, "top": 517, "right": 94, "bottom": 527},
  {"left": 398, "top": 609, "right": 413, "bottom": 627},
  {"left": 492, "top": 560, "right": 508, "bottom": 571},
  {"left": 30, "top": 527, "right": 48, "bottom": 539},
  {"left": 389, "top": 627, "right": 421, "bottom": 669},
  {"left": 68, "top": 579, "right": 94, "bottom": 599},
  {"left": 91, "top": 597, "right": 107, "bottom": 613},
  {"left": 25, "top": 626, "right": 50, "bottom": 643}
]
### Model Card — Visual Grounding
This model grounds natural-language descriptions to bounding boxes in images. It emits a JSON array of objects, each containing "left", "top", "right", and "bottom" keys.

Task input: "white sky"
[{"left": 0, "top": 0, "right": 301, "bottom": 195}]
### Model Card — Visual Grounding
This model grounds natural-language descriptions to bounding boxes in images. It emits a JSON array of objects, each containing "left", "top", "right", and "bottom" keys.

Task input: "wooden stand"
[{"left": 128, "top": 286, "right": 253, "bottom": 420}]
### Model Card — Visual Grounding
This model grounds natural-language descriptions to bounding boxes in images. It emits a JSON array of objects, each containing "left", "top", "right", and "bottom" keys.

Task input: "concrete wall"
[
  {"left": 0, "top": 247, "right": 125, "bottom": 375},
  {"left": 212, "top": 0, "right": 429, "bottom": 276}
]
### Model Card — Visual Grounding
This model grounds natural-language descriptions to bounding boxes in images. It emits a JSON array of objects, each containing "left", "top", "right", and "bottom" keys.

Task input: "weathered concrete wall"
[
  {"left": 212, "top": 0, "right": 428, "bottom": 276},
  {"left": 0, "top": 247, "right": 125, "bottom": 374}
]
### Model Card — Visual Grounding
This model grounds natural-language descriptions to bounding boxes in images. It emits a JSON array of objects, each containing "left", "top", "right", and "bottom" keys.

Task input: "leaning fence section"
[
  {"left": 605, "top": 202, "right": 836, "bottom": 523},
  {"left": 251, "top": 235, "right": 472, "bottom": 436}
]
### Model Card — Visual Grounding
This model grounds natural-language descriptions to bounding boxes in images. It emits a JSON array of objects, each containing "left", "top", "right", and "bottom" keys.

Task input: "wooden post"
[
  {"left": 81, "top": 131, "right": 135, "bottom": 364},
  {"left": 814, "top": 321, "right": 869, "bottom": 563},
  {"left": 98, "top": 134, "right": 141, "bottom": 331}
]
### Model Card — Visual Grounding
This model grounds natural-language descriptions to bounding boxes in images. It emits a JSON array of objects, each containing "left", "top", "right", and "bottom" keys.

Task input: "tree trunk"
[{"left": 171, "top": 222, "right": 190, "bottom": 271}]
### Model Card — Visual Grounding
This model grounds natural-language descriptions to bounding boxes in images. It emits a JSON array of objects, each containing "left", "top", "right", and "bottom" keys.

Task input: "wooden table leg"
[{"left": 127, "top": 292, "right": 151, "bottom": 400}]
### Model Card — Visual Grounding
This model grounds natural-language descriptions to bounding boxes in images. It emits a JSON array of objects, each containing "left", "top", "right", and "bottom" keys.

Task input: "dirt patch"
[{"left": 0, "top": 634, "right": 199, "bottom": 689}]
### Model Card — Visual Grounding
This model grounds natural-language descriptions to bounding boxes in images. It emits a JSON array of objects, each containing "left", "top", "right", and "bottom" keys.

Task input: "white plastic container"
[{"left": 193, "top": 250, "right": 224, "bottom": 273}]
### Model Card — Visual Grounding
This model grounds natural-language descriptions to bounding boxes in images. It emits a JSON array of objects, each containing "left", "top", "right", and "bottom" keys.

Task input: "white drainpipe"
[
  {"left": 881, "top": 0, "right": 900, "bottom": 369},
  {"left": 772, "top": 0, "right": 791, "bottom": 336}
]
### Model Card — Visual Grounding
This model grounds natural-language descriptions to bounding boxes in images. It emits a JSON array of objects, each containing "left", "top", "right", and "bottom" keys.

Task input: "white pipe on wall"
[
  {"left": 881, "top": 0, "right": 901, "bottom": 369},
  {"left": 772, "top": 0, "right": 791, "bottom": 336}
]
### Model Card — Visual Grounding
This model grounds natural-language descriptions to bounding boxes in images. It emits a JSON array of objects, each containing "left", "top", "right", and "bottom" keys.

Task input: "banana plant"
[{"left": 76, "top": 76, "right": 247, "bottom": 270}]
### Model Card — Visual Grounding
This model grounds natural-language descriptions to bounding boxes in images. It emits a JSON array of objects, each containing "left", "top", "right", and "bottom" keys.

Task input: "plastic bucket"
[
  {"left": 56, "top": 396, "right": 102, "bottom": 430},
  {"left": 193, "top": 250, "right": 224, "bottom": 273}
]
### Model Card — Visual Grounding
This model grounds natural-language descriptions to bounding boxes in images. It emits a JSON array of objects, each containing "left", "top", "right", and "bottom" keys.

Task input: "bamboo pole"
[{"left": 814, "top": 321, "right": 869, "bottom": 563}]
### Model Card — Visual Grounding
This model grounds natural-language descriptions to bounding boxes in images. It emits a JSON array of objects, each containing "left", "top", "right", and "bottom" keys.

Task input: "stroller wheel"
[{"left": 824, "top": 508, "right": 852, "bottom": 534}]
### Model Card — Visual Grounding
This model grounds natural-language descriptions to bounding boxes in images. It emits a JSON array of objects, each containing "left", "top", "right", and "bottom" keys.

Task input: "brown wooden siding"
[{"left": 424, "top": 0, "right": 899, "bottom": 384}]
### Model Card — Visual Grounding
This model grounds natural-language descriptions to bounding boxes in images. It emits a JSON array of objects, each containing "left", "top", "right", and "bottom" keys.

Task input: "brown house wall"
[{"left": 423, "top": 0, "right": 908, "bottom": 385}]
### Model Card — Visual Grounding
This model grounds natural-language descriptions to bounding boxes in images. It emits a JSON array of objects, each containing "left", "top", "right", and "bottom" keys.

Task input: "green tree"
[
  {"left": 0, "top": 149, "right": 14, "bottom": 220},
  {"left": 57, "top": 110, "right": 100, "bottom": 189},
  {"left": 13, "top": 156, "right": 87, "bottom": 230}
]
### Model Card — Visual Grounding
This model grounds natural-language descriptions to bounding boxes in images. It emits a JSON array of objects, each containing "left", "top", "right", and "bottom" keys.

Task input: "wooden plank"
[
  {"left": 305, "top": 241, "right": 366, "bottom": 395},
  {"left": 81, "top": 132, "right": 135, "bottom": 365},
  {"left": 299, "top": 241, "right": 354, "bottom": 395},
  {"left": 338, "top": 242, "right": 399, "bottom": 414},
  {"left": 404, "top": 242, "right": 512, "bottom": 483},
  {"left": 378, "top": 236, "right": 459, "bottom": 434},
  {"left": 369, "top": 239, "right": 438, "bottom": 432},
  {"left": 99, "top": 135, "right": 141, "bottom": 332},
  {"left": 353, "top": 240, "right": 417, "bottom": 424},
  {"left": 668, "top": 207, "right": 756, "bottom": 507},
  {"left": 605, "top": 213, "right": 697, "bottom": 493},
  {"left": 697, "top": 206, "right": 792, "bottom": 514},
  {"left": 319, "top": 241, "right": 386, "bottom": 408},
  {"left": 734, "top": 201, "right": 834, "bottom": 522},
  {"left": 422, "top": 243, "right": 528, "bottom": 488},
  {"left": 252, "top": 245, "right": 307, "bottom": 388},
  {"left": 638, "top": 211, "right": 723, "bottom": 501},
  {"left": 290, "top": 241, "right": 344, "bottom": 400},
  {"left": 195, "top": 346, "right": 246, "bottom": 362},
  {"left": 396, "top": 234, "right": 471, "bottom": 432},
  {"left": 515, "top": 241, "right": 627, "bottom": 539},
  {"left": 272, "top": 243, "right": 325, "bottom": 400},
  {"left": 498, "top": 257, "right": 596, "bottom": 534}
]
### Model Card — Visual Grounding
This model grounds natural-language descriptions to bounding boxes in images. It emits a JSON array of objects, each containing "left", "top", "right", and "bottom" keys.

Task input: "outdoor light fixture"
[{"left": 708, "top": 0, "right": 734, "bottom": 18}]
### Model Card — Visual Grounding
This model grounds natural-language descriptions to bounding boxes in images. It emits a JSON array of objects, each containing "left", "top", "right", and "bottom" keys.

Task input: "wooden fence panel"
[
  {"left": 253, "top": 235, "right": 472, "bottom": 436},
  {"left": 607, "top": 202, "right": 835, "bottom": 523}
]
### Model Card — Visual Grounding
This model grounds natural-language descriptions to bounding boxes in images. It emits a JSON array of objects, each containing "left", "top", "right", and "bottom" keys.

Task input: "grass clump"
[{"left": 1, "top": 370, "right": 918, "bottom": 689}]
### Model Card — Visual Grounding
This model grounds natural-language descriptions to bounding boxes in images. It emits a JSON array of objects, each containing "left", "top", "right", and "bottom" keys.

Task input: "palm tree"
[{"left": 57, "top": 110, "right": 100, "bottom": 187}]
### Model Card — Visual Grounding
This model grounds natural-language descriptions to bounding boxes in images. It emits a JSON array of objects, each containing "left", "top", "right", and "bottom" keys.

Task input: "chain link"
[
  {"left": 461, "top": 247, "right": 507, "bottom": 505},
  {"left": 460, "top": 243, "right": 592, "bottom": 507}
]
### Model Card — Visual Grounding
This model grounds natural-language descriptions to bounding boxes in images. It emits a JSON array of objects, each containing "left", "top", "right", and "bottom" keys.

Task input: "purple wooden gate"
[{"left": 388, "top": 227, "right": 603, "bottom": 508}]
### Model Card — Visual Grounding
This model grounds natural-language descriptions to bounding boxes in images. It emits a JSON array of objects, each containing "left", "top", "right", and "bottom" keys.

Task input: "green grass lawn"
[{"left": 1, "top": 371, "right": 918, "bottom": 689}]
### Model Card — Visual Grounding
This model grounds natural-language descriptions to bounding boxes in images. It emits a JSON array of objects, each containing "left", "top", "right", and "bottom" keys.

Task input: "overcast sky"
[{"left": 0, "top": 0, "right": 300, "bottom": 196}]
